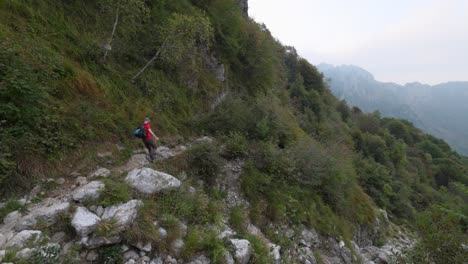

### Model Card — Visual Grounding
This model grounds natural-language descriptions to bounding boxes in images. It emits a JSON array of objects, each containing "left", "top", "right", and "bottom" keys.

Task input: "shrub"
[
  {"left": 93, "top": 178, "right": 132, "bottom": 208},
  {"left": 0, "top": 199, "right": 26, "bottom": 220},
  {"left": 221, "top": 132, "right": 248, "bottom": 159},
  {"left": 99, "top": 245, "right": 123, "bottom": 264},
  {"left": 187, "top": 141, "right": 223, "bottom": 185},
  {"left": 229, "top": 206, "right": 248, "bottom": 233}
]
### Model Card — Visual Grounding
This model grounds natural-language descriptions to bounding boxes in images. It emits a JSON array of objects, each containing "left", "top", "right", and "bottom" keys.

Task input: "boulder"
[
  {"left": 269, "top": 243, "right": 281, "bottom": 263},
  {"left": 158, "top": 227, "right": 168, "bottom": 240},
  {"left": 76, "top": 176, "right": 88, "bottom": 186},
  {"left": 0, "top": 234, "right": 6, "bottom": 248},
  {"left": 134, "top": 241, "right": 152, "bottom": 252},
  {"left": 89, "top": 167, "right": 111, "bottom": 178},
  {"left": 123, "top": 250, "right": 139, "bottom": 261},
  {"left": 300, "top": 229, "right": 320, "bottom": 248},
  {"left": 86, "top": 250, "right": 99, "bottom": 262},
  {"left": 126, "top": 168, "right": 181, "bottom": 194},
  {"left": 155, "top": 146, "right": 175, "bottom": 160},
  {"left": 224, "top": 251, "right": 235, "bottom": 264},
  {"left": 4, "top": 230, "right": 43, "bottom": 249},
  {"left": 124, "top": 154, "right": 149, "bottom": 171},
  {"left": 3, "top": 211, "right": 21, "bottom": 225},
  {"left": 72, "top": 181, "right": 104, "bottom": 202},
  {"left": 16, "top": 248, "right": 33, "bottom": 260},
  {"left": 230, "top": 239, "right": 251, "bottom": 264},
  {"left": 72, "top": 207, "right": 101, "bottom": 237},
  {"left": 171, "top": 239, "right": 185, "bottom": 256},
  {"left": 101, "top": 200, "right": 142, "bottom": 228},
  {"left": 55, "top": 178, "right": 66, "bottom": 185},
  {"left": 15, "top": 202, "right": 70, "bottom": 231}
]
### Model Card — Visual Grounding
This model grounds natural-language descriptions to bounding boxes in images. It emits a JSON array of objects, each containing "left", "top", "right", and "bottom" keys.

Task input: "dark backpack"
[{"left": 133, "top": 124, "right": 146, "bottom": 139}]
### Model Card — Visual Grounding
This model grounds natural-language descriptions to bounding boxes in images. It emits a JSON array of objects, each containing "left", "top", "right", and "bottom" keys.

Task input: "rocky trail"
[{"left": 0, "top": 137, "right": 414, "bottom": 264}]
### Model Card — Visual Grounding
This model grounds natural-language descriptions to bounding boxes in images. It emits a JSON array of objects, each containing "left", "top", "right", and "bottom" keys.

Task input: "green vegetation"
[
  {"left": 93, "top": 178, "right": 132, "bottom": 207},
  {"left": 0, "top": 0, "right": 466, "bottom": 261},
  {"left": 0, "top": 199, "right": 26, "bottom": 219}
]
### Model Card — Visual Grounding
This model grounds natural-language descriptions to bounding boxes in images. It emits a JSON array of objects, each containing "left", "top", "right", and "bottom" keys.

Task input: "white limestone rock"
[
  {"left": 269, "top": 243, "right": 281, "bottom": 263},
  {"left": 89, "top": 167, "right": 111, "bottom": 178},
  {"left": 171, "top": 239, "right": 185, "bottom": 256},
  {"left": 124, "top": 154, "right": 149, "bottom": 170},
  {"left": 76, "top": 176, "right": 88, "bottom": 186},
  {"left": 123, "top": 250, "right": 139, "bottom": 261},
  {"left": 230, "top": 239, "right": 251, "bottom": 264},
  {"left": 16, "top": 248, "right": 33, "bottom": 260},
  {"left": 72, "top": 207, "right": 100, "bottom": 237},
  {"left": 3, "top": 211, "right": 21, "bottom": 225},
  {"left": 101, "top": 200, "right": 142, "bottom": 228},
  {"left": 81, "top": 235, "right": 121, "bottom": 249},
  {"left": 155, "top": 146, "right": 175, "bottom": 160},
  {"left": 5, "top": 230, "right": 43, "bottom": 249},
  {"left": 15, "top": 202, "right": 70, "bottom": 231},
  {"left": 126, "top": 168, "right": 181, "bottom": 194},
  {"left": 0, "top": 234, "right": 6, "bottom": 248},
  {"left": 86, "top": 250, "right": 99, "bottom": 262},
  {"left": 300, "top": 229, "right": 321, "bottom": 248},
  {"left": 72, "top": 181, "right": 104, "bottom": 202}
]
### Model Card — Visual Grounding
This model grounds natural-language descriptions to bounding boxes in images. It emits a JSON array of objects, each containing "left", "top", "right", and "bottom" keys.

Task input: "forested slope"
[{"left": 0, "top": 0, "right": 467, "bottom": 263}]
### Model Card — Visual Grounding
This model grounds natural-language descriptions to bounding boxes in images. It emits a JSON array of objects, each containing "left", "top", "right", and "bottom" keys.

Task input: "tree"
[
  {"left": 132, "top": 13, "right": 213, "bottom": 81},
  {"left": 98, "top": 0, "right": 149, "bottom": 62}
]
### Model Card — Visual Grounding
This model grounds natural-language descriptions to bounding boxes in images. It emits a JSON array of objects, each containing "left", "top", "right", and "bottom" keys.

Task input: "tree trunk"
[
  {"left": 131, "top": 39, "right": 169, "bottom": 82},
  {"left": 103, "top": 8, "right": 120, "bottom": 62}
]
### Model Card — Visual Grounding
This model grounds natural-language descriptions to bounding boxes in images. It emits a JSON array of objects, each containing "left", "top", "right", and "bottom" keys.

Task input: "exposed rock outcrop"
[
  {"left": 230, "top": 239, "right": 252, "bottom": 264},
  {"left": 14, "top": 200, "right": 70, "bottom": 231},
  {"left": 126, "top": 168, "right": 181, "bottom": 194},
  {"left": 72, "top": 181, "right": 105, "bottom": 202},
  {"left": 72, "top": 207, "right": 100, "bottom": 237}
]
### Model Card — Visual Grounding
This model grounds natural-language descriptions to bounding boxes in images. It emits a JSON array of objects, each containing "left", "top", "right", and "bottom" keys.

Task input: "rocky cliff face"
[
  {"left": 0, "top": 138, "right": 414, "bottom": 264},
  {"left": 238, "top": 0, "right": 248, "bottom": 16}
]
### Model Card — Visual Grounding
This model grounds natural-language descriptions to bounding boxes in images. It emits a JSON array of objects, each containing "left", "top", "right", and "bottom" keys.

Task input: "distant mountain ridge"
[{"left": 318, "top": 63, "right": 468, "bottom": 155}]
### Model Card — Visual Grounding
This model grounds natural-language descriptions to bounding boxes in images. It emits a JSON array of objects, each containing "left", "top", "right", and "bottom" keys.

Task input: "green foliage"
[
  {"left": 0, "top": 199, "right": 26, "bottom": 220},
  {"left": 221, "top": 132, "right": 248, "bottom": 159},
  {"left": 155, "top": 188, "right": 222, "bottom": 225},
  {"left": 402, "top": 207, "right": 468, "bottom": 263},
  {"left": 94, "top": 178, "right": 132, "bottom": 208},
  {"left": 246, "top": 234, "right": 274, "bottom": 264},
  {"left": 229, "top": 206, "right": 248, "bottom": 233},
  {"left": 1, "top": 0, "right": 467, "bottom": 256},
  {"left": 96, "top": 218, "right": 120, "bottom": 238},
  {"left": 417, "top": 140, "right": 445, "bottom": 159},
  {"left": 337, "top": 100, "right": 351, "bottom": 122},
  {"left": 99, "top": 245, "right": 123, "bottom": 264},
  {"left": 29, "top": 244, "right": 61, "bottom": 264},
  {"left": 124, "top": 200, "right": 160, "bottom": 246},
  {"left": 187, "top": 142, "right": 223, "bottom": 185}
]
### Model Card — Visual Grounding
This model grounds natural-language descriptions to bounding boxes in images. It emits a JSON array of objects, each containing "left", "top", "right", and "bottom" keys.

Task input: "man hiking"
[{"left": 138, "top": 117, "right": 159, "bottom": 162}]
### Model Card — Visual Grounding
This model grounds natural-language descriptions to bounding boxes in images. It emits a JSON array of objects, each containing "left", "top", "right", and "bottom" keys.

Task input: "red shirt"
[{"left": 144, "top": 123, "right": 152, "bottom": 140}]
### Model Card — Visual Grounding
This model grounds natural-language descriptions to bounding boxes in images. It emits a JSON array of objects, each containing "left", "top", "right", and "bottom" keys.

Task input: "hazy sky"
[{"left": 249, "top": 0, "right": 468, "bottom": 85}]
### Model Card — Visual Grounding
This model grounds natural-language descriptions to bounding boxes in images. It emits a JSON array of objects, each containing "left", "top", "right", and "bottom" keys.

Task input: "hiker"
[{"left": 135, "top": 117, "right": 159, "bottom": 161}]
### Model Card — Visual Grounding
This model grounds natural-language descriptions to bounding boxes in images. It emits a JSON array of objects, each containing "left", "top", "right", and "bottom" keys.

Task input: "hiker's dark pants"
[{"left": 143, "top": 138, "right": 157, "bottom": 161}]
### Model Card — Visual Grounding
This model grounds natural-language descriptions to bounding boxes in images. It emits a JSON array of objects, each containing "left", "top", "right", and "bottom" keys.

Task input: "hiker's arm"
[{"left": 149, "top": 129, "right": 159, "bottom": 141}]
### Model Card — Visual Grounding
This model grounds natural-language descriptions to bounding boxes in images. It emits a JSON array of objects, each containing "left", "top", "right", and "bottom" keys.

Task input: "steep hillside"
[
  {"left": 0, "top": 1, "right": 467, "bottom": 263},
  {"left": 318, "top": 63, "right": 468, "bottom": 155}
]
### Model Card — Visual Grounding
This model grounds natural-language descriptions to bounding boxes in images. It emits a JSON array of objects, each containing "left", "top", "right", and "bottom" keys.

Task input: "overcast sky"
[{"left": 249, "top": 0, "right": 468, "bottom": 85}]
